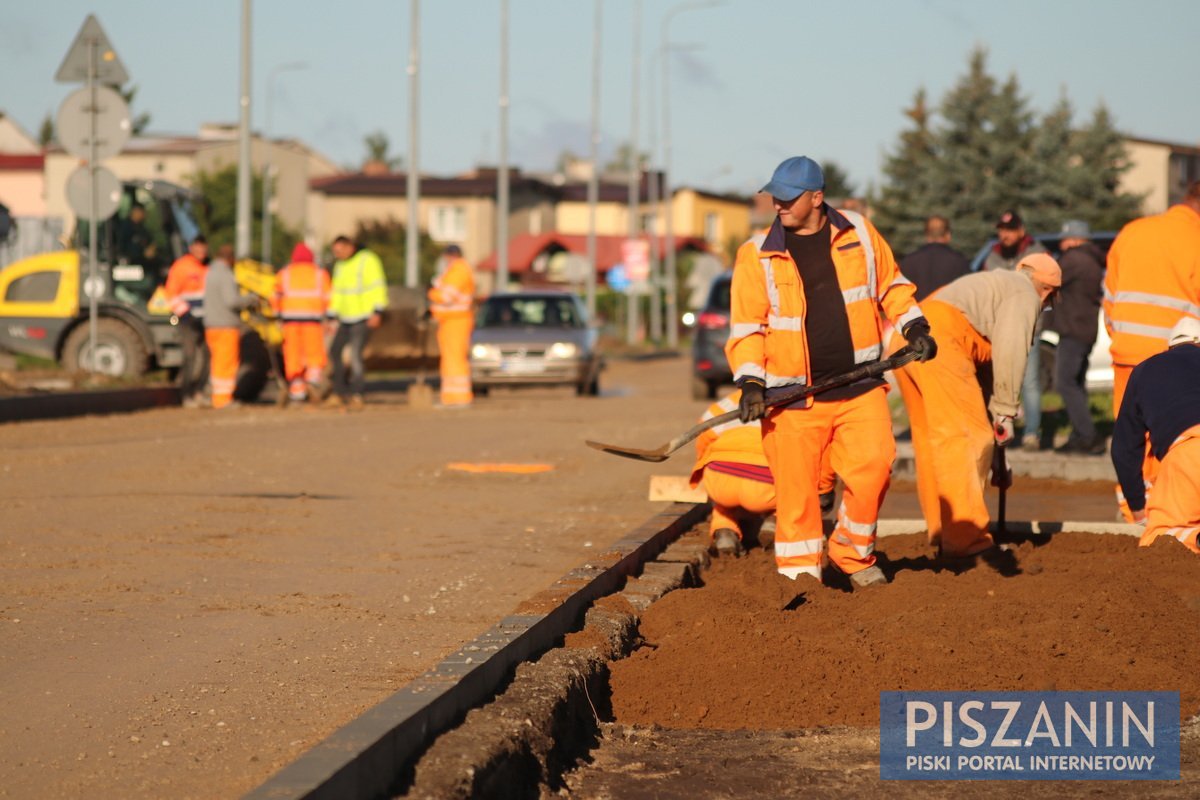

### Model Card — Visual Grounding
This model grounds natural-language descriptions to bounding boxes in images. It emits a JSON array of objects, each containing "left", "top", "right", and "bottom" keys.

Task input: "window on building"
[
  {"left": 641, "top": 212, "right": 658, "bottom": 235},
  {"left": 429, "top": 205, "right": 467, "bottom": 242},
  {"left": 704, "top": 212, "right": 720, "bottom": 243}
]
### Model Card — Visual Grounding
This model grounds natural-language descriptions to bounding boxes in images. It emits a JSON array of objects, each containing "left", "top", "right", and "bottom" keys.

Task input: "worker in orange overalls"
[
  {"left": 427, "top": 244, "right": 476, "bottom": 408},
  {"left": 165, "top": 235, "right": 209, "bottom": 408},
  {"left": 202, "top": 244, "right": 257, "bottom": 409},
  {"left": 889, "top": 254, "right": 1061, "bottom": 558},
  {"left": 690, "top": 388, "right": 777, "bottom": 557},
  {"left": 1112, "top": 317, "right": 1200, "bottom": 554},
  {"left": 727, "top": 156, "right": 936, "bottom": 603},
  {"left": 272, "top": 242, "right": 331, "bottom": 404},
  {"left": 1103, "top": 179, "right": 1200, "bottom": 520}
]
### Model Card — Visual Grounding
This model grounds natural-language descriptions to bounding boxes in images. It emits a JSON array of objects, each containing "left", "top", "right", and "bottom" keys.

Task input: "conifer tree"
[
  {"left": 1026, "top": 94, "right": 1075, "bottom": 231},
  {"left": 1068, "top": 104, "right": 1143, "bottom": 232},
  {"left": 872, "top": 88, "right": 938, "bottom": 256}
]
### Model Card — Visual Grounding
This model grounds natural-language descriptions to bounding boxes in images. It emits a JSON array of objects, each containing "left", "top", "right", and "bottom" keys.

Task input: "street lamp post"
[
  {"left": 660, "top": 0, "right": 721, "bottom": 348},
  {"left": 261, "top": 61, "right": 307, "bottom": 265}
]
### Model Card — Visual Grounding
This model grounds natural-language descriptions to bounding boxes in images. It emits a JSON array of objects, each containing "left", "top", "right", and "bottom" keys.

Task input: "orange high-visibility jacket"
[
  {"left": 428, "top": 256, "right": 476, "bottom": 319},
  {"left": 689, "top": 389, "right": 771, "bottom": 487},
  {"left": 273, "top": 261, "right": 331, "bottom": 322},
  {"left": 725, "top": 208, "right": 924, "bottom": 404},
  {"left": 1104, "top": 204, "right": 1200, "bottom": 367},
  {"left": 165, "top": 254, "right": 207, "bottom": 318}
]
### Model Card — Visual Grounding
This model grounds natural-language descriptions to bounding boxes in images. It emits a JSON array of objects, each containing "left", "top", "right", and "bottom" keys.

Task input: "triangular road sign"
[{"left": 55, "top": 14, "right": 129, "bottom": 85}]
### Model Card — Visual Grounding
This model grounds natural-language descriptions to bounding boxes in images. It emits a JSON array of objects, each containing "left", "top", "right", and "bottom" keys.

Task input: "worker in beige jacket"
[{"left": 889, "top": 253, "right": 1062, "bottom": 559}]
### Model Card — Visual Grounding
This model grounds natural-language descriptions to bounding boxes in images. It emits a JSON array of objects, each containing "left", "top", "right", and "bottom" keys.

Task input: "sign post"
[{"left": 54, "top": 15, "right": 130, "bottom": 374}]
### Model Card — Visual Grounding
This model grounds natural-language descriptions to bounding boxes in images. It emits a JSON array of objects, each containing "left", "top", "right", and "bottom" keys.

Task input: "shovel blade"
[{"left": 585, "top": 439, "right": 670, "bottom": 463}]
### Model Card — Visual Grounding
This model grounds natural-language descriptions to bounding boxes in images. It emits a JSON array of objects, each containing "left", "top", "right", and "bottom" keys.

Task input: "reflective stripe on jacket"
[
  {"left": 274, "top": 261, "right": 331, "bottom": 322},
  {"left": 329, "top": 248, "right": 388, "bottom": 323},
  {"left": 165, "top": 253, "right": 207, "bottom": 318},
  {"left": 1104, "top": 204, "right": 1200, "bottom": 366},
  {"left": 689, "top": 389, "right": 771, "bottom": 487},
  {"left": 725, "top": 207, "right": 924, "bottom": 403},
  {"left": 428, "top": 256, "right": 476, "bottom": 318}
]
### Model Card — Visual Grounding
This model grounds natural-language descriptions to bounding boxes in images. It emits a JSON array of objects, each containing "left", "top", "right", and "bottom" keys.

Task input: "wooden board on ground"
[{"left": 648, "top": 475, "right": 707, "bottom": 503}]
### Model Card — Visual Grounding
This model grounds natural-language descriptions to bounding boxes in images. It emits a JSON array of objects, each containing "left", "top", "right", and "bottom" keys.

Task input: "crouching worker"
[
  {"left": 690, "top": 388, "right": 777, "bottom": 557},
  {"left": 1111, "top": 317, "right": 1200, "bottom": 554}
]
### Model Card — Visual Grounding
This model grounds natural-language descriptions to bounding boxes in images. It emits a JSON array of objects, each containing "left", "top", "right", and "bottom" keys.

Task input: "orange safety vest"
[
  {"left": 273, "top": 261, "right": 331, "bottom": 322},
  {"left": 165, "top": 254, "right": 207, "bottom": 318},
  {"left": 428, "top": 256, "right": 476, "bottom": 319},
  {"left": 689, "top": 389, "right": 771, "bottom": 487},
  {"left": 1104, "top": 204, "right": 1200, "bottom": 367},
  {"left": 725, "top": 207, "right": 924, "bottom": 404}
]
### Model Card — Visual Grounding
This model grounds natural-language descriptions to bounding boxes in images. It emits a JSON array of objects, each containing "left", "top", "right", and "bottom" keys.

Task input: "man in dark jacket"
[
  {"left": 899, "top": 215, "right": 970, "bottom": 301},
  {"left": 1051, "top": 220, "right": 1106, "bottom": 454}
]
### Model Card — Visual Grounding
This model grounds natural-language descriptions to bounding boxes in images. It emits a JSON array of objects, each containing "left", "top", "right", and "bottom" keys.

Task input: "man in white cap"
[{"left": 1110, "top": 317, "right": 1200, "bottom": 554}]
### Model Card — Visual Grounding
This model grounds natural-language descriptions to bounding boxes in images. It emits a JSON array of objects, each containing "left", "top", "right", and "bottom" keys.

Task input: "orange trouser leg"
[
  {"left": 1139, "top": 426, "right": 1200, "bottom": 554},
  {"left": 1112, "top": 363, "right": 1160, "bottom": 522},
  {"left": 436, "top": 314, "right": 473, "bottom": 406},
  {"left": 891, "top": 304, "right": 994, "bottom": 557},
  {"left": 824, "top": 388, "right": 895, "bottom": 575},
  {"left": 205, "top": 328, "right": 240, "bottom": 409},
  {"left": 282, "top": 322, "right": 327, "bottom": 398},
  {"left": 817, "top": 447, "right": 836, "bottom": 495},
  {"left": 762, "top": 387, "right": 894, "bottom": 579},
  {"left": 701, "top": 469, "right": 776, "bottom": 539}
]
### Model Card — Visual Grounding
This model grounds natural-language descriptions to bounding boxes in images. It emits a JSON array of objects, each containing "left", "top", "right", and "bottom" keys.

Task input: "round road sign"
[
  {"left": 83, "top": 276, "right": 107, "bottom": 300},
  {"left": 56, "top": 85, "right": 132, "bottom": 161},
  {"left": 66, "top": 164, "right": 122, "bottom": 220}
]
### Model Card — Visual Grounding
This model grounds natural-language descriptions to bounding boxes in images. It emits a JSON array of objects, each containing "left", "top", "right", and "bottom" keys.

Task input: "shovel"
[
  {"left": 586, "top": 346, "right": 919, "bottom": 462},
  {"left": 990, "top": 440, "right": 1013, "bottom": 537},
  {"left": 406, "top": 308, "right": 436, "bottom": 409}
]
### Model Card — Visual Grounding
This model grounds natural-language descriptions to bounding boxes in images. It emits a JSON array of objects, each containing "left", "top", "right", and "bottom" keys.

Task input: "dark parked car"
[
  {"left": 968, "top": 231, "right": 1117, "bottom": 390},
  {"left": 470, "top": 290, "right": 603, "bottom": 396},
  {"left": 691, "top": 272, "right": 733, "bottom": 400}
]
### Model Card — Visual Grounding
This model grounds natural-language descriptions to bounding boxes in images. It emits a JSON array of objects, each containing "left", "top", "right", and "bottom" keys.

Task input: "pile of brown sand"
[{"left": 609, "top": 532, "right": 1200, "bottom": 730}]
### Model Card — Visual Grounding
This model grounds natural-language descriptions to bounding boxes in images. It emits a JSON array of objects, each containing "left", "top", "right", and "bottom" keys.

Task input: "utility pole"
[
  {"left": 262, "top": 61, "right": 306, "bottom": 264},
  {"left": 496, "top": 0, "right": 510, "bottom": 293},
  {"left": 406, "top": 0, "right": 420, "bottom": 288},
  {"left": 236, "top": 0, "right": 252, "bottom": 258},
  {"left": 626, "top": 0, "right": 641, "bottom": 345},
  {"left": 584, "top": 0, "right": 602, "bottom": 319}
]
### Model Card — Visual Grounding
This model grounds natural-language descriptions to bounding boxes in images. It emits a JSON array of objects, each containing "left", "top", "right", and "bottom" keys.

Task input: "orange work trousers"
[
  {"left": 1139, "top": 424, "right": 1200, "bottom": 554},
  {"left": 1113, "top": 363, "right": 1159, "bottom": 522},
  {"left": 435, "top": 313, "right": 473, "bottom": 406},
  {"left": 282, "top": 321, "right": 328, "bottom": 399},
  {"left": 205, "top": 327, "right": 240, "bottom": 409},
  {"left": 890, "top": 300, "right": 995, "bottom": 558},
  {"left": 701, "top": 469, "right": 776, "bottom": 540},
  {"left": 761, "top": 386, "right": 894, "bottom": 580}
]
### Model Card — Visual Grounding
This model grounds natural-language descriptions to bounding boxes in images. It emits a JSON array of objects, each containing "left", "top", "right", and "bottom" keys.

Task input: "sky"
[{"left": 2, "top": 1, "right": 1199, "bottom": 198}]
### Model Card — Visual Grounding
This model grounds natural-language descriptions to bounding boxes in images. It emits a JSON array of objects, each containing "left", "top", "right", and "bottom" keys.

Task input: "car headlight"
[
  {"left": 471, "top": 343, "right": 500, "bottom": 360},
  {"left": 547, "top": 342, "right": 578, "bottom": 359}
]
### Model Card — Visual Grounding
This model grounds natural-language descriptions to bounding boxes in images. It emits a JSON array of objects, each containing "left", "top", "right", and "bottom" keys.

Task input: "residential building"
[{"left": 1121, "top": 135, "right": 1200, "bottom": 215}]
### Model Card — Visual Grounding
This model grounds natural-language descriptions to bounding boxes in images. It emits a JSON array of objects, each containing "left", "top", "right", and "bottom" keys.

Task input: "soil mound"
[{"left": 610, "top": 532, "right": 1200, "bottom": 730}]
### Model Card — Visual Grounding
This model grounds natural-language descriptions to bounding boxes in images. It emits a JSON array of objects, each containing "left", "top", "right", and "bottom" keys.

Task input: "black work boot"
[{"left": 710, "top": 528, "right": 743, "bottom": 558}]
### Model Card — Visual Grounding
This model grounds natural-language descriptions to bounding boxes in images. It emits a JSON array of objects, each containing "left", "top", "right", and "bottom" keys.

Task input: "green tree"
[
  {"left": 116, "top": 84, "right": 151, "bottom": 135},
  {"left": 1026, "top": 94, "right": 1075, "bottom": 231},
  {"left": 1067, "top": 104, "right": 1144, "bottom": 232},
  {"left": 351, "top": 218, "right": 443, "bottom": 286},
  {"left": 190, "top": 164, "right": 300, "bottom": 265},
  {"left": 38, "top": 113, "right": 55, "bottom": 147},
  {"left": 871, "top": 88, "right": 938, "bottom": 256},
  {"left": 820, "top": 161, "right": 856, "bottom": 200},
  {"left": 604, "top": 141, "right": 649, "bottom": 174},
  {"left": 363, "top": 131, "right": 402, "bottom": 170}
]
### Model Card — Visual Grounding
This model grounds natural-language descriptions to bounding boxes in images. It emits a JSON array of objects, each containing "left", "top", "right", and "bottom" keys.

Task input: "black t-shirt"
[{"left": 777, "top": 221, "right": 881, "bottom": 404}]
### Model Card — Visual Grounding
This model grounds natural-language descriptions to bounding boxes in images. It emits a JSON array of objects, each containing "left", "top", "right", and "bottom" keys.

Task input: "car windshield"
[
  {"left": 707, "top": 277, "right": 731, "bottom": 313},
  {"left": 481, "top": 296, "right": 582, "bottom": 328}
]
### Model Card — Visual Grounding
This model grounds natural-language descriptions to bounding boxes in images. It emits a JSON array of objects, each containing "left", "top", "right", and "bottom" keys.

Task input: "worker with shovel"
[
  {"left": 889, "top": 253, "right": 1061, "bottom": 560},
  {"left": 272, "top": 242, "right": 331, "bottom": 405},
  {"left": 727, "top": 156, "right": 936, "bottom": 601}
]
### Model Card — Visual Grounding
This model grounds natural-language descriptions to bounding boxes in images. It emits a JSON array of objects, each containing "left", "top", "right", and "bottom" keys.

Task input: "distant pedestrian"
[
  {"left": 1104, "top": 180, "right": 1200, "bottom": 520},
  {"left": 272, "top": 242, "right": 331, "bottom": 404},
  {"left": 202, "top": 245, "right": 257, "bottom": 409},
  {"left": 427, "top": 244, "right": 476, "bottom": 408},
  {"left": 690, "top": 388, "right": 777, "bottom": 558},
  {"left": 325, "top": 236, "right": 388, "bottom": 411},
  {"left": 984, "top": 210, "right": 1049, "bottom": 452},
  {"left": 1111, "top": 318, "right": 1200, "bottom": 554},
  {"left": 1049, "top": 220, "right": 1106, "bottom": 455},
  {"left": 165, "top": 236, "right": 210, "bottom": 408},
  {"left": 899, "top": 215, "right": 970, "bottom": 301}
]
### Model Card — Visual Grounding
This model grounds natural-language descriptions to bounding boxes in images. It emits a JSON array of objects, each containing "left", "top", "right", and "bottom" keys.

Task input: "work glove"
[
  {"left": 993, "top": 415, "right": 1015, "bottom": 447},
  {"left": 738, "top": 380, "right": 766, "bottom": 423},
  {"left": 902, "top": 319, "right": 938, "bottom": 362}
]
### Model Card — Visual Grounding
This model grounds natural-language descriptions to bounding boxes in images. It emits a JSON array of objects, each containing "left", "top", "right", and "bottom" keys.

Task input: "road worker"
[
  {"left": 727, "top": 156, "right": 937, "bottom": 601},
  {"left": 165, "top": 235, "right": 209, "bottom": 408},
  {"left": 326, "top": 236, "right": 388, "bottom": 411},
  {"left": 427, "top": 244, "right": 476, "bottom": 408},
  {"left": 1111, "top": 317, "right": 1200, "bottom": 554},
  {"left": 272, "top": 242, "right": 331, "bottom": 404},
  {"left": 690, "top": 388, "right": 777, "bottom": 557},
  {"left": 890, "top": 253, "right": 1061, "bottom": 559},
  {"left": 1103, "top": 180, "right": 1200, "bottom": 520},
  {"left": 202, "top": 245, "right": 257, "bottom": 409}
]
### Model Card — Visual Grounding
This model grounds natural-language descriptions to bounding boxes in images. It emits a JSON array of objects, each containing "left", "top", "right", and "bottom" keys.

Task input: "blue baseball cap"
[{"left": 761, "top": 156, "right": 825, "bottom": 201}]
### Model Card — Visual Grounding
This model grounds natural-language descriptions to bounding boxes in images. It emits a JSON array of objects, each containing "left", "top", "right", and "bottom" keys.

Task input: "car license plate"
[{"left": 500, "top": 359, "right": 542, "bottom": 373}]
